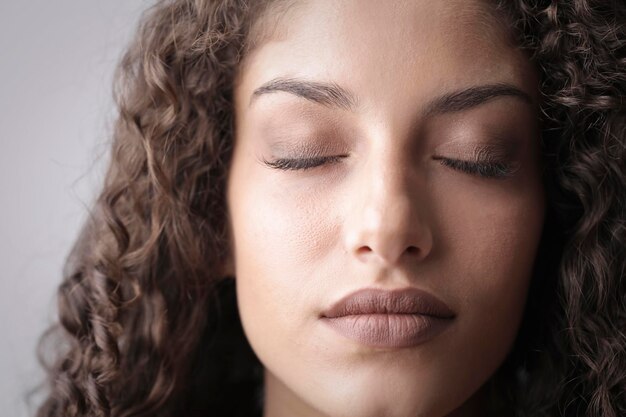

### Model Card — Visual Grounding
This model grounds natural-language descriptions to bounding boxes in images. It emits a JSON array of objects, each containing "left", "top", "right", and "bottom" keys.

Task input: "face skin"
[{"left": 226, "top": 1, "right": 545, "bottom": 416}]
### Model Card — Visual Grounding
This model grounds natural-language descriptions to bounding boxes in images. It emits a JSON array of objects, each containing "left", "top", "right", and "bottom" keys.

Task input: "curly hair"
[{"left": 33, "top": 1, "right": 625, "bottom": 416}]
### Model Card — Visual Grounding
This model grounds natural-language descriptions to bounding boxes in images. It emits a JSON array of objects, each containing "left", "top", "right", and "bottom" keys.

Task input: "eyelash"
[
  {"left": 263, "top": 155, "right": 515, "bottom": 179},
  {"left": 262, "top": 155, "right": 346, "bottom": 171},
  {"left": 431, "top": 156, "right": 516, "bottom": 179}
]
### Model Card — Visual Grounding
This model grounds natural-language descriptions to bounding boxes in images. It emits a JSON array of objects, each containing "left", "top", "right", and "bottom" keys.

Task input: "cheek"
[
  {"left": 228, "top": 171, "right": 338, "bottom": 344},
  {"left": 462, "top": 192, "right": 542, "bottom": 308},
  {"left": 231, "top": 179, "right": 336, "bottom": 280},
  {"left": 435, "top": 177, "right": 545, "bottom": 359},
  {"left": 415, "top": 177, "right": 545, "bottom": 401},
  {"left": 235, "top": 167, "right": 336, "bottom": 255}
]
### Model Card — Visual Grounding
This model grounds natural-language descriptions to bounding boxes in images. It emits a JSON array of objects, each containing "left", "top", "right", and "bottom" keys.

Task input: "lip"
[
  {"left": 321, "top": 287, "right": 456, "bottom": 319},
  {"left": 320, "top": 287, "right": 456, "bottom": 348}
]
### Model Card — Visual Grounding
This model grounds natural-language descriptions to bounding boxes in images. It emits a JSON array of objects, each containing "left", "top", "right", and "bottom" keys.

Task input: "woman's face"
[{"left": 227, "top": 1, "right": 544, "bottom": 416}]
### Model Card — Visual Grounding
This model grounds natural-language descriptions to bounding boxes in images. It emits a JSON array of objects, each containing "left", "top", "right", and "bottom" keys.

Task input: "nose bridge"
[
  {"left": 367, "top": 149, "right": 412, "bottom": 227},
  {"left": 345, "top": 140, "right": 433, "bottom": 266}
]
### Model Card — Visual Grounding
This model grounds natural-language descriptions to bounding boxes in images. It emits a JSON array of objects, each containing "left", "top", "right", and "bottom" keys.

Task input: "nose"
[{"left": 343, "top": 151, "right": 433, "bottom": 267}]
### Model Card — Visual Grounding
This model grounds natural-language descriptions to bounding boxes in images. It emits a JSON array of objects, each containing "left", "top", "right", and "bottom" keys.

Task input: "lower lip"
[{"left": 321, "top": 314, "right": 453, "bottom": 349}]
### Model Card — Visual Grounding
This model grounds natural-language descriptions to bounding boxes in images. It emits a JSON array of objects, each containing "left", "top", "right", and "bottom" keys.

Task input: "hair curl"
[{"left": 33, "top": 1, "right": 625, "bottom": 416}]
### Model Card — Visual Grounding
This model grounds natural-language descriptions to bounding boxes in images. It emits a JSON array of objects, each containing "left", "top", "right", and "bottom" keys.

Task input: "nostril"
[
  {"left": 356, "top": 246, "right": 374, "bottom": 255},
  {"left": 406, "top": 246, "right": 419, "bottom": 255}
]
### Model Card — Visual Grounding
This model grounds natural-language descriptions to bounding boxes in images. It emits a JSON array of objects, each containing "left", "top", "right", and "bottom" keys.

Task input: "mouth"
[
  {"left": 321, "top": 287, "right": 456, "bottom": 319},
  {"left": 320, "top": 287, "right": 456, "bottom": 349}
]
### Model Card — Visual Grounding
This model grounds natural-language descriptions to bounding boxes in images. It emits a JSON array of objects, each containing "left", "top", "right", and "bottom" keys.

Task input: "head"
[
  {"left": 228, "top": 1, "right": 546, "bottom": 416},
  {"left": 36, "top": 1, "right": 625, "bottom": 417}
]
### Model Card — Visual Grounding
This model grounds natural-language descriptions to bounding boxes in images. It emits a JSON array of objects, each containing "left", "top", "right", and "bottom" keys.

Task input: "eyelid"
[
  {"left": 261, "top": 139, "right": 351, "bottom": 171},
  {"left": 261, "top": 155, "right": 347, "bottom": 171},
  {"left": 433, "top": 140, "right": 519, "bottom": 161},
  {"left": 433, "top": 156, "right": 521, "bottom": 179},
  {"left": 268, "top": 139, "right": 344, "bottom": 158}
]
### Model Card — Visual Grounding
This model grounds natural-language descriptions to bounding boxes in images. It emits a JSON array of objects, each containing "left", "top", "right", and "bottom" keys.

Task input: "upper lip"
[{"left": 321, "top": 287, "right": 456, "bottom": 319}]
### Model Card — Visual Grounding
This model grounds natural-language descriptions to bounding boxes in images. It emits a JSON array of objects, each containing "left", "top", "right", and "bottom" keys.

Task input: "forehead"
[{"left": 236, "top": 0, "right": 536, "bottom": 114}]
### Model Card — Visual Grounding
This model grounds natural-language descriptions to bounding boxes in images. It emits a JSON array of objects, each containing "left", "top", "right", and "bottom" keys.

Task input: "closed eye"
[
  {"left": 262, "top": 155, "right": 347, "bottom": 171},
  {"left": 433, "top": 156, "right": 518, "bottom": 179}
]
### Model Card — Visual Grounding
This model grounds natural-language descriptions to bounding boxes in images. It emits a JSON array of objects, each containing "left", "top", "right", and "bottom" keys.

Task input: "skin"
[{"left": 226, "top": 1, "right": 545, "bottom": 416}]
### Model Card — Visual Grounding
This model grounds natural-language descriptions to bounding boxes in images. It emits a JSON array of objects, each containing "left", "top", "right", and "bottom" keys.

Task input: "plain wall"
[{"left": 0, "top": 2, "right": 152, "bottom": 416}]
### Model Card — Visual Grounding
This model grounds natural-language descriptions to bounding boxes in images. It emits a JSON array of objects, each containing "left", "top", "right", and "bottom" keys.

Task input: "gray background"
[{"left": 0, "top": 2, "right": 152, "bottom": 415}]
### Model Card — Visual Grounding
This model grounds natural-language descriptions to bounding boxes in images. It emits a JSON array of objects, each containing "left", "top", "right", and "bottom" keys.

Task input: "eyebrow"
[
  {"left": 424, "top": 83, "right": 534, "bottom": 116},
  {"left": 250, "top": 77, "right": 534, "bottom": 115},
  {"left": 250, "top": 77, "right": 358, "bottom": 111}
]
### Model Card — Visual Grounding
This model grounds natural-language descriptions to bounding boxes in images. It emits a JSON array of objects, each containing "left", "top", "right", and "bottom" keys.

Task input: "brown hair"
[{"left": 34, "top": 1, "right": 625, "bottom": 416}]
